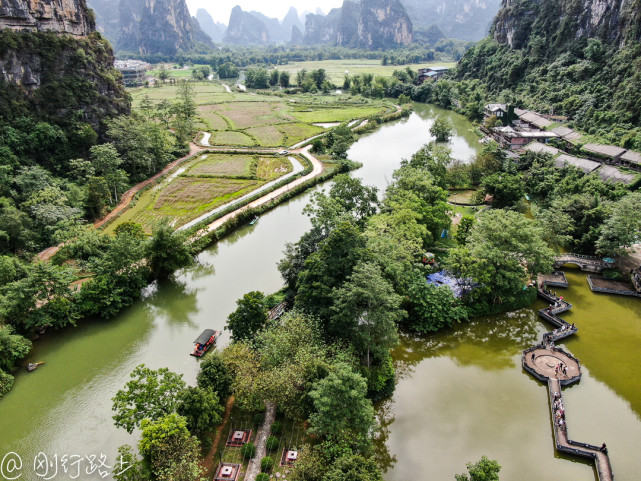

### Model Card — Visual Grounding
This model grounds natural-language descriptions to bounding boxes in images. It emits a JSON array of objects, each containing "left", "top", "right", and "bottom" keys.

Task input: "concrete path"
[{"left": 244, "top": 402, "right": 276, "bottom": 481}]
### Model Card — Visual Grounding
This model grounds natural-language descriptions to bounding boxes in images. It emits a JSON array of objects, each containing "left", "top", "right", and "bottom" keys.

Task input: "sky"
[{"left": 185, "top": 0, "right": 344, "bottom": 24}]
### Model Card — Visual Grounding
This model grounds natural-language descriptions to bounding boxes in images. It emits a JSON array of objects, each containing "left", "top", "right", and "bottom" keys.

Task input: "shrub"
[
  {"left": 260, "top": 456, "right": 274, "bottom": 472},
  {"left": 266, "top": 436, "right": 279, "bottom": 451},
  {"left": 253, "top": 413, "right": 265, "bottom": 426},
  {"left": 270, "top": 421, "right": 283, "bottom": 435},
  {"left": 241, "top": 442, "right": 256, "bottom": 459},
  {"left": 256, "top": 474, "right": 270, "bottom": 481}
]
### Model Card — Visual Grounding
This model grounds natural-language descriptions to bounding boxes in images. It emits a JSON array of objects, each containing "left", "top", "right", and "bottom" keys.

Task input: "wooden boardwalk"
[{"left": 521, "top": 283, "right": 615, "bottom": 481}]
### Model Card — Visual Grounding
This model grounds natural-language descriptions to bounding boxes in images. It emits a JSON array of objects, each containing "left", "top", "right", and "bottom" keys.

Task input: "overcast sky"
[{"left": 185, "top": 0, "right": 344, "bottom": 24}]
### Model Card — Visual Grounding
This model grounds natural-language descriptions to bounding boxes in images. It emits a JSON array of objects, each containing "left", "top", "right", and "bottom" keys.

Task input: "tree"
[
  {"left": 147, "top": 220, "right": 193, "bottom": 279},
  {"left": 196, "top": 351, "right": 233, "bottom": 399},
  {"left": 89, "top": 143, "right": 129, "bottom": 205},
  {"left": 176, "top": 386, "right": 224, "bottom": 435},
  {"left": 406, "top": 275, "right": 468, "bottom": 333},
  {"left": 308, "top": 362, "right": 375, "bottom": 447},
  {"left": 455, "top": 456, "right": 501, "bottom": 481},
  {"left": 112, "top": 445, "right": 149, "bottom": 481},
  {"left": 217, "top": 63, "right": 239, "bottom": 79},
  {"left": 322, "top": 454, "right": 383, "bottom": 481},
  {"left": 245, "top": 67, "right": 270, "bottom": 89},
  {"left": 269, "top": 69, "right": 279, "bottom": 87},
  {"left": 138, "top": 413, "right": 204, "bottom": 481},
  {"left": 454, "top": 215, "right": 474, "bottom": 246},
  {"left": 481, "top": 173, "right": 525, "bottom": 209},
  {"left": 596, "top": 192, "right": 641, "bottom": 256},
  {"left": 331, "top": 262, "right": 403, "bottom": 368},
  {"left": 112, "top": 364, "right": 186, "bottom": 434},
  {"left": 430, "top": 117, "right": 453, "bottom": 142},
  {"left": 226, "top": 291, "right": 267, "bottom": 342},
  {"left": 0, "top": 325, "right": 31, "bottom": 373},
  {"left": 279, "top": 71, "right": 290, "bottom": 88},
  {"left": 157, "top": 65, "right": 170, "bottom": 83},
  {"left": 448, "top": 210, "right": 554, "bottom": 303},
  {"left": 173, "top": 81, "right": 197, "bottom": 147}
]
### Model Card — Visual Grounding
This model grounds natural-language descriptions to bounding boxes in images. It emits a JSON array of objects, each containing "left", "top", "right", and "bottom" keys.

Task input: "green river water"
[{"left": 1, "top": 104, "right": 640, "bottom": 480}]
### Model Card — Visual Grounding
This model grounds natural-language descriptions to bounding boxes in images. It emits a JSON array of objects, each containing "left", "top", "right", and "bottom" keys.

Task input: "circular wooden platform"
[{"left": 524, "top": 347, "right": 580, "bottom": 383}]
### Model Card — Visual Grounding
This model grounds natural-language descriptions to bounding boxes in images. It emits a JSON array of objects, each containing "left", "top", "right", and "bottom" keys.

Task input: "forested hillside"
[{"left": 453, "top": 0, "right": 641, "bottom": 147}]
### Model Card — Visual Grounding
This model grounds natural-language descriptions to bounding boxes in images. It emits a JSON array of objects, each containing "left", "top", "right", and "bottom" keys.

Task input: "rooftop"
[
  {"left": 486, "top": 103, "right": 507, "bottom": 112},
  {"left": 597, "top": 165, "right": 637, "bottom": 185},
  {"left": 582, "top": 143, "right": 626, "bottom": 159},
  {"left": 494, "top": 127, "right": 557, "bottom": 139},
  {"left": 550, "top": 126, "right": 582, "bottom": 141},
  {"left": 519, "top": 111, "right": 553, "bottom": 129},
  {"left": 555, "top": 154, "right": 601, "bottom": 174},
  {"left": 523, "top": 142, "right": 561, "bottom": 156},
  {"left": 621, "top": 150, "right": 641, "bottom": 165}
]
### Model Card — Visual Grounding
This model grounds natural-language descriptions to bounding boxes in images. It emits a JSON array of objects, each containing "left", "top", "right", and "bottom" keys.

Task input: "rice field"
[
  {"left": 184, "top": 154, "right": 256, "bottom": 178},
  {"left": 291, "top": 104, "right": 388, "bottom": 123},
  {"left": 256, "top": 157, "right": 292, "bottom": 180},
  {"left": 210, "top": 131, "right": 255, "bottom": 146},
  {"left": 246, "top": 125, "right": 285, "bottom": 147}
]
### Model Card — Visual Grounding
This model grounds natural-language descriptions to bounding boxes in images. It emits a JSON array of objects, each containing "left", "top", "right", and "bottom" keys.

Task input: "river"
[{"left": 1, "top": 104, "right": 639, "bottom": 480}]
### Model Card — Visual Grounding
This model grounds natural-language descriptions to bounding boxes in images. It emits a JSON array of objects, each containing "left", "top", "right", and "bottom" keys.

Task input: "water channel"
[{"left": 1, "top": 104, "right": 640, "bottom": 480}]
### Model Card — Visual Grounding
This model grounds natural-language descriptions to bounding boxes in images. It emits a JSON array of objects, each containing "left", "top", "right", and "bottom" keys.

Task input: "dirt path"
[
  {"left": 245, "top": 402, "right": 276, "bottom": 481},
  {"left": 201, "top": 395, "right": 236, "bottom": 476}
]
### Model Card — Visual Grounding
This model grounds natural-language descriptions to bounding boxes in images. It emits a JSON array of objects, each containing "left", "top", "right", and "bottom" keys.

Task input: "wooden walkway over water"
[{"left": 522, "top": 281, "right": 615, "bottom": 481}]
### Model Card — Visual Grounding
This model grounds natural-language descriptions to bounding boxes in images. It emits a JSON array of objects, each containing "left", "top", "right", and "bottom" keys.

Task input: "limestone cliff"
[
  {"left": 224, "top": 5, "right": 269, "bottom": 44},
  {"left": 358, "top": 0, "right": 412, "bottom": 48},
  {"left": 290, "top": 24, "right": 304, "bottom": 44},
  {"left": 400, "top": 0, "right": 501, "bottom": 41},
  {"left": 118, "top": 0, "right": 206, "bottom": 54},
  {"left": 305, "top": 0, "right": 413, "bottom": 48},
  {"left": 195, "top": 8, "right": 225, "bottom": 43},
  {"left": 492, "top": 0, "right": 641, "bottom": 49},
  {"left": 0, "top": 0, "right": 94, "bottom": 35},
  {"left": 0, "top": 0, "right": 129, "bottom": 131}
]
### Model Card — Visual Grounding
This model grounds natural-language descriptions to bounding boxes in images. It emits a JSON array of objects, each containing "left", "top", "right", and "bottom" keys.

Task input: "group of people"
[
  {"left": 553, "top": 392, "right": 566, "bottom": 430},
  {"left": 555, "top": 362, "right": 568, "bottom": 377}
]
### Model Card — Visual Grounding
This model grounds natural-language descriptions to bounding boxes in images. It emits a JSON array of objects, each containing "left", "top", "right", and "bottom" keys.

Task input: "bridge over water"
[{"left": 522, "top": 280, "right": 615, "bottom": 481}]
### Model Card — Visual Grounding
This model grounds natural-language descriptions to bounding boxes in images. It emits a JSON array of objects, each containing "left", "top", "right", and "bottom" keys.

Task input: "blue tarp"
[{"left": 426, "top": 270, "right": 476, "bottom": 298}]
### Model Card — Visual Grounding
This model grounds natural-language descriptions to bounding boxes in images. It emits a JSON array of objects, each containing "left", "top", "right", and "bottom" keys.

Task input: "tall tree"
[
  {"left": 112, "top": 364, "right": 186, "bottom": 434},
  {"left": 596, "top": 192, "right": 641, "bottom": 256},
  {"left": 226, "top": 291, "right": 268, "bottom": 342},
  {"left": 331, "top": 262, "right": 403, "bottom": 368},
  {"left": 455, "top": 456, "right": 501, "bottom": 481},
  {"left": 147, "top": 220, "right": 193, "bottom": 279}
]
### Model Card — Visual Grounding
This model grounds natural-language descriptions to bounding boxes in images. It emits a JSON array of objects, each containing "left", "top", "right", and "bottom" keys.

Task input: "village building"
[
  {"left": 214, "top": 463, "right": 241, "bottom": 481},
  {"left": 582, "top": 143, "right": 627, "bottom": 163},
  {"left": 491, "top": 126, "right": 557, "bottom": 150},
  {"left": 418, "top": 66, "right": 449, "bottom": 83},
  {"left": 596, "top": 165, "right": 637, "bottom": 185},
  {"left": 554, "top": 154, "right": 601, "bottom": 174},
  {"left": 517, "top": 110, "right": 553, "bottom": 130},
  {"left": 485, "top": 103, "right": 508, "bottom": 119},
  {"left": 523, "top": 142, "right": 561, "bottom": 156},
  {"left": 620, "top": 150, "right": 641, "bottom": 170},
  {"left": 114, "top": 60, "right": 149, "bottom": 87},
  {"left": 550, "top": 125, "right": 582, "bottom": 146}
]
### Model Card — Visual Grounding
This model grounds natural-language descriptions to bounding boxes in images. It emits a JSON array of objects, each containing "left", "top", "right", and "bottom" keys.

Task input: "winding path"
[{"left": 523, "top": 274, "right": 615, "bottom": 481}]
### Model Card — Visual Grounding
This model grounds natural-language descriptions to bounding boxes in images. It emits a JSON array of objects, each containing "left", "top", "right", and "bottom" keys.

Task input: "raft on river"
[{"left": 190, "top": 329, "right": 220, "bottom": 357}]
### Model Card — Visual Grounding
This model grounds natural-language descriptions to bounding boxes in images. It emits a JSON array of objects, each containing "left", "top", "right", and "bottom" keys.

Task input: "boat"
[
  {"left": 249, "top": 216, "right": 259, "bottom": 225},
  {"left": 190, "top": 329, "right": 221, "bottom": 357},
  {"left": 27, "top": 362, "right": 45, "bottom": 372}
]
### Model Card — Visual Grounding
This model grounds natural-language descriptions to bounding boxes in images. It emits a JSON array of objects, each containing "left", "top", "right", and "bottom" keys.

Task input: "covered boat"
[{"left": 191, "top": 329, "right": 220, "bottom": 357}]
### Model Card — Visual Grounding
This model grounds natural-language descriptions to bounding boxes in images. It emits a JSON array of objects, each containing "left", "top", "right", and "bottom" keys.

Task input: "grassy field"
[
  {"left": 103, "top": 152, "right": 293, "bottom": 234},
  {"left": 274, "top": 59, "right": 457, "bottom": 84}
]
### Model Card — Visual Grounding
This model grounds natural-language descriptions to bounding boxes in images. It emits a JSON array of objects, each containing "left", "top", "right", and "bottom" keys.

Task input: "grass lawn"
[
  {"left": 274, "top": 59, "right": 457, "bottom": 85},
  {"left": 447, "top": 189, "right": 481, "bottom": 205}
]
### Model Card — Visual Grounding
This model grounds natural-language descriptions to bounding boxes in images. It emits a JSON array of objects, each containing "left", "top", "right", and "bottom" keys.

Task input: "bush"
[
  {"left": 270, "top": 421, "right": 283, "bottom": 435},
  {"left": 260, "top": 456, "right": 274, "bottom": 472},
  {"left": 256, "top": 474, "right": 270, "bottom": 481},
  {"left": 241, "top": 442, "right": 256, "bottom": 459},
  {"left": 253, "top": 413, "right": 265, "bottom": 426},
  {"left": 266, "top": 435, "right": 279, "bottom": 451}
]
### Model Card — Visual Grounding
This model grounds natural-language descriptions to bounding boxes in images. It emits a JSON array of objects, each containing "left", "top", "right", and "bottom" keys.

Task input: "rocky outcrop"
[
  {"left": 224, "top": 5, "right": 269, "bottom": 44},
  {"left": 0, "top": 1, "right": 129, "bottom": 131},
  {"left": 358, "top": 0, "right": 412, "bottom": 48},
  {"left": 118, "top": 0, "right": 199, "bottom": 54},
  {"left": 0, "top": 0, "right": 94, "bottom": 35},
  {"left": 282, "top": 7, "right": 304, "bottom": 38},
  {"left": 305, "top": 0, "right": 412, "bottom": 48},
  {"left": 195, "top": 8, "right": 225, "bottom": 42},
  {"left": 290, "top": 24, "right": 304, "bottom": 44},
  {"left": 400, "top": 0, "right": 501, "bottom": 41},
  {"left": 493, "top": 0, "right": 641, "bottom": 49},
  {"left": 86, "top": 0, "right": 120, "bottom": 43}
]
